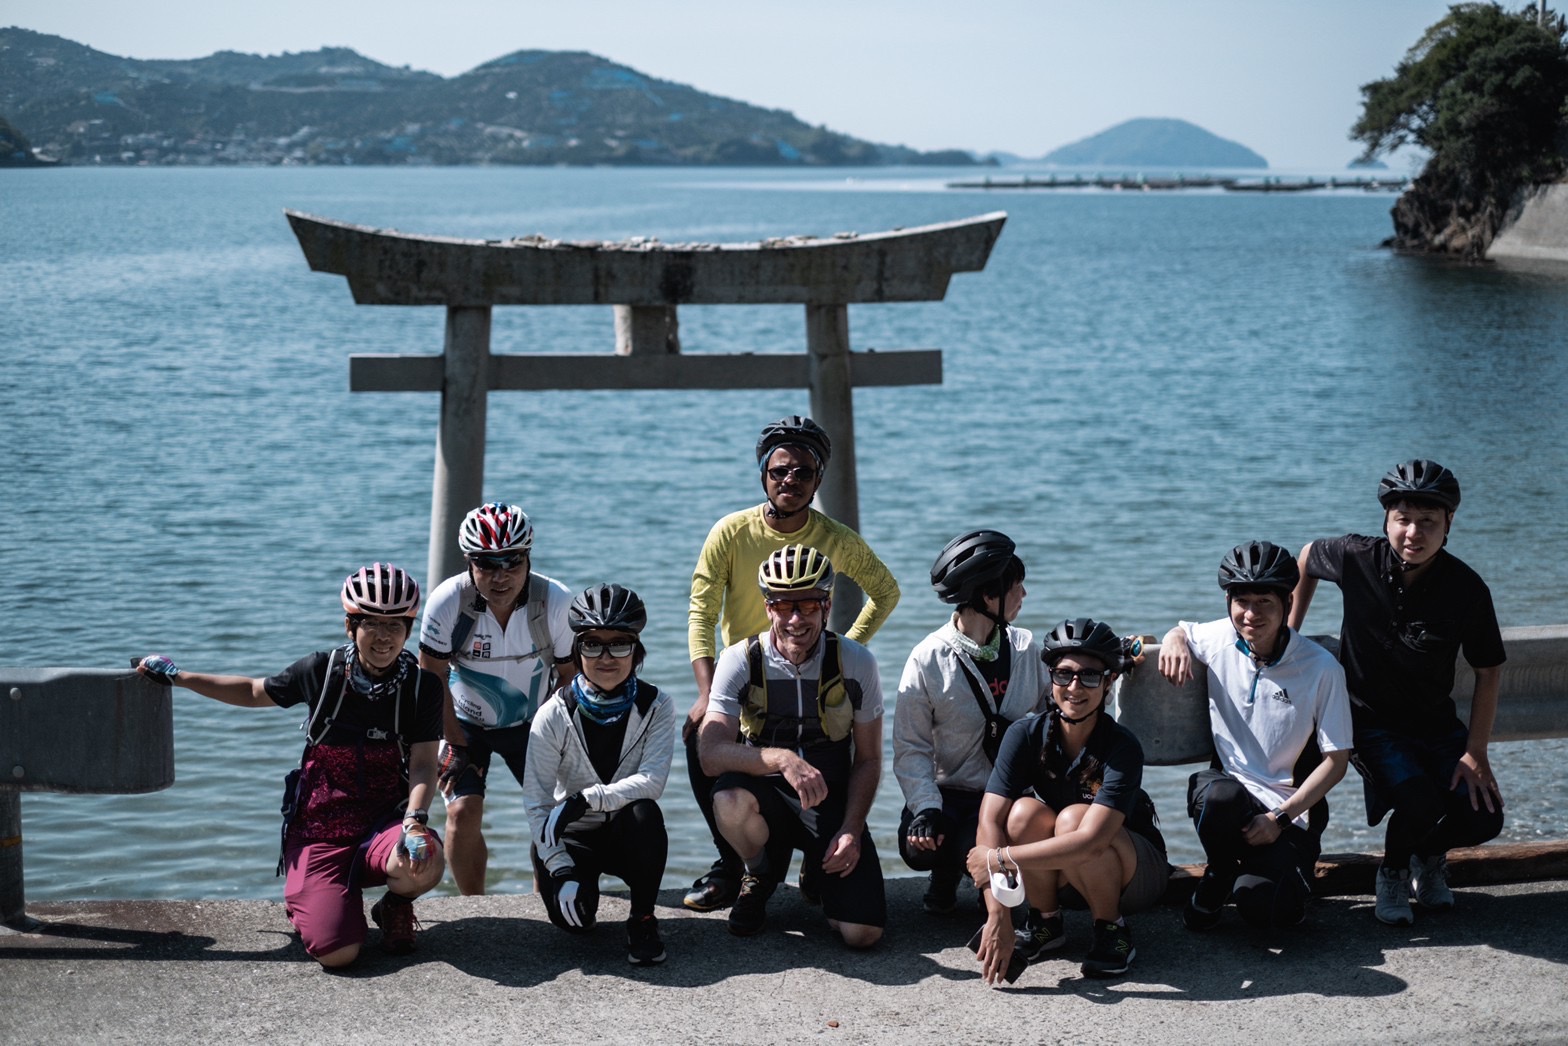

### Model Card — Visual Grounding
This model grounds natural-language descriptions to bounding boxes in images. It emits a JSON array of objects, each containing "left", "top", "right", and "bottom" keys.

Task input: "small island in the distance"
[{"left": 1041, "top": 117, "right": 1268, "bottom": 169}]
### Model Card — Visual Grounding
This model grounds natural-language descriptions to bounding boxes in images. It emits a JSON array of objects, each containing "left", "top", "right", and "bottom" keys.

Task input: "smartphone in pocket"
[{"left": 967, "top": 926, "right": 1028, "bottom": 984}]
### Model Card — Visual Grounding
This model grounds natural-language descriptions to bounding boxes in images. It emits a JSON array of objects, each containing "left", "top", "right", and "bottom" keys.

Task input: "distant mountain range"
[
  {"left": 0, "top": 28, "right": 979, "bottom": 167},
  {"left": 1042, "top": 117, "right": 1267, "bottom": 169}
]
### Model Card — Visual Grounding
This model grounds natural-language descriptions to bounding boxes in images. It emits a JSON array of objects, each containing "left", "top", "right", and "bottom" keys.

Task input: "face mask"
[{"left": 988, "top": 848, "right": 1026, "bottom": 907}]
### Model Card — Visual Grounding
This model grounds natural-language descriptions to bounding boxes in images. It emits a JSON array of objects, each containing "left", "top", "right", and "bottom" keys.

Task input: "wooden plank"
[
  {"left": 288, "top": 210, "right": 1007, "bottom": 307},
  {"left": 350, "top": 349, "right": 942, "bottom": 392}
]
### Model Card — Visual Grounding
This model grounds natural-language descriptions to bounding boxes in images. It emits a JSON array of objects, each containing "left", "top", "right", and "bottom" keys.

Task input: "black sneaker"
[
  {"left": 683, "top": 870, "right": 741, "bottom": 912},
  {"left": 727, "top": 874, "right": 776, "bottom": 937},
  {"left": 1183, "top": 869, "right": 1230, "bottom": 932},
  {"left": 626, "top": 914, "right": 667, "bottom": 966},
  {"left": 1013, "top": 910, "right": 1067, "bottom": 961},
  {"left": 922, "top": 870, "right": 959, "bottom": 915},
  {"left": 1081, "top": 919, "right": 1135, "bottom": 978}
]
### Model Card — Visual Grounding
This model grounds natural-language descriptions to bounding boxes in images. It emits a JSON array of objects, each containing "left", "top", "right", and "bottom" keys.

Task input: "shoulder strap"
[
  {"left": 954, "top": 654, "right": 1006, "bottom": 724},
  {"left": 526, "top": 573, "right": 554, "bottom": 662},
  {"left": 448, "top": 575, "right": 484, "bottom": 656},
  {"left": 302, "top": 648, "right": 349, "bottom": 747}
]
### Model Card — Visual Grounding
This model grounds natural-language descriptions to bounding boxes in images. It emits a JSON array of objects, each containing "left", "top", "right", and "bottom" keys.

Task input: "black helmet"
[
  {"left": 931, "top": 530, "right": 1021, "bottom": 606},
  {"left": 756, "top": 416, "right": 831, "bottom": 469},
  {"left": 1378, "top": 459, "right": 1460, "bottom": 512},
  {"left": 1218, "top": 541, "right": 1300, "bottom": 596},
  {"left": 568, "top": 583, "right": 648, "bottom": 634},
  {"left": 1041, "top": 618, "right": 1124, "bottom": 670}
]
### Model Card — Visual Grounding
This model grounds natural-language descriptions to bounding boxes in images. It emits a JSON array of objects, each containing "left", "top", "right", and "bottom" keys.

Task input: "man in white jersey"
[
  {"left": 419, "top": 502, "right": 574, "bottom": 894},
  {"left": 1158, "top": 541, "right": 1352, "bottom": 930}
]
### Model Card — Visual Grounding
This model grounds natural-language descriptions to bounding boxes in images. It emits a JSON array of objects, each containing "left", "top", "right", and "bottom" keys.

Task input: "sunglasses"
[
  {"left": 1049, "top": 668, "right": 1106, "bottom": 688},
  {"left": 766, "top": 466, "right": 819, "bottom": 484},
  {"left": 468, "top": 553, "right": 526, "bottom": 573},
  {"left": 579, "top": 639, "right": 636, "bottom": 659},
  {"left": 765, "top": 597, "right": 826, "bottom": 617}
]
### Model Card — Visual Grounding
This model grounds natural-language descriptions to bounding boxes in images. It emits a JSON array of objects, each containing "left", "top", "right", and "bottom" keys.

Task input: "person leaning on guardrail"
[
  {"left": 1158, "top": 541, "right": 1352, "bottom": 932},
  {"left": 134, "top": 563, "right": 447, "bottom": 968},
  {"left": 1289, "top": 459, "right": 1506, "bottom": 928}
]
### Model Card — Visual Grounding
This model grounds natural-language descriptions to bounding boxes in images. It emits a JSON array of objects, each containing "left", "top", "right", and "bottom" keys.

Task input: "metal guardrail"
[
  {"left": 3, "top": 625, "right": 1564, "bottom": 928},
  {"left": 1, "top": 668, "right": 172, "bottom": 929},
  {"left": 1116, "top": 625, "right": 1568, "bottom": 765}
]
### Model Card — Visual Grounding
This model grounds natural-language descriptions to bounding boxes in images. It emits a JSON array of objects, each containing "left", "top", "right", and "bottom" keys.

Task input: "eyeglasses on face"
[
  {"left": 353, "top": 617, "right": 409, "bottom": 637},
  {"left": 766, "top": 466, "right": 819, "bottom": 484},
  {"left": 579, "top": 639, "right": 636, "bottom": 659},
  {"left": 1049, "top": 667, "right": 1105, "bottom": 688},
  {"left": 765, "top": 597, "right": 826, "bottom": 618},
  {"left": 468, "top": 552, "right": 526, "bottom": 574}
]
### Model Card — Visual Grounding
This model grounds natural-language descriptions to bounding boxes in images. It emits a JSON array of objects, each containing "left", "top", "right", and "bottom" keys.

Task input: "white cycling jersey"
[{"left": 420, "top": 570, "right": 574, "bottom": 729}]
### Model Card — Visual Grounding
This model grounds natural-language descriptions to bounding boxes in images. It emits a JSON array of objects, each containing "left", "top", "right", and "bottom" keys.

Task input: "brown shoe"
[{"left": 371, "top": 893, "right": 419, "bottom": 955}]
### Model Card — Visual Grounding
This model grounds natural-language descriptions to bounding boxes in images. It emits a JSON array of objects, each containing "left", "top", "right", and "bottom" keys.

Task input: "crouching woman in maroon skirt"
[{"left": 136, "top": 563, "right": 447, "bottom": 968}]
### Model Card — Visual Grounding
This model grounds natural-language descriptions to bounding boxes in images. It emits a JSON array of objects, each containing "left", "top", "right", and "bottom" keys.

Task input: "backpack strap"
[
  {"left": 447, "top": 574, "right": 485, "bottom": 656},
  {"left": 526, "top": 573, "right": 555, "bottom": 667}
]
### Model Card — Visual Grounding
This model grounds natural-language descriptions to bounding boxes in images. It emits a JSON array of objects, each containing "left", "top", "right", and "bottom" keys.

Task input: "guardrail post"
[{"left": 1, "top": 788, "right": 35, "bottom": 931}]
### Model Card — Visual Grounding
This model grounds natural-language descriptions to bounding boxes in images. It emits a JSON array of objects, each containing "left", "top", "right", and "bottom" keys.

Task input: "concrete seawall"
[
  {"left": 1488, "top": 182, "right": 1568, "bottom": 263},
  {"left": 5, "top": 878, "right": 1568, "bottom": 1045}
]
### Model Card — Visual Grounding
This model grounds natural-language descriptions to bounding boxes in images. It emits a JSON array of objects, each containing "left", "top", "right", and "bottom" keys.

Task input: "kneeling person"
[
  {"left": 136, "top": 564, "right": 446, "bottom": 968},
  {"left": 1158, "top": 541, "right": 1352, "bottom": 930},
  {"left": 699, "top": 545, "right": 886, "bottom": 948},
  {"left": 525, "top": 584, "right": 675, "bottom": 966}
]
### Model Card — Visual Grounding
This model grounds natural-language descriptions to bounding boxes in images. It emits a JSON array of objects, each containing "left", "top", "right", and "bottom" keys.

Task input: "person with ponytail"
[
  {"left": 524, "top": 584, "right": 675, "bottom": 966},
  {"left": 893, "top": 531, "right": 1051, "bottom": 915},
  {"left": 966, "top": 618, "right": 1166, "bottom": 983}
]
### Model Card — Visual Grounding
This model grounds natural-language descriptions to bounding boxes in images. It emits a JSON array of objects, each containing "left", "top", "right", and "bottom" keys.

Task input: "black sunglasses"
[
  {"left": 468, "top": 553, "right": 526, "bottom": 573},
  {"left": 1049, "top": 667, "right": 1105, "bottom": 688},
  {"left": 766, "top": 466, "right": 819, "bottom": 484}
]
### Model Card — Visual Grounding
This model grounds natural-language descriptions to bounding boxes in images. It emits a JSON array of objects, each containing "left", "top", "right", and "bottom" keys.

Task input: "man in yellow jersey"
[{"left": 682, "top": 416, "right": 900, "bottom": 911}]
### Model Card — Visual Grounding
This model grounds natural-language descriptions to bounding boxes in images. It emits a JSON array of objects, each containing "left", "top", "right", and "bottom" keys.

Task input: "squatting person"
[{"left": 135, "top": 563, "right": 446, "bottom": 966}]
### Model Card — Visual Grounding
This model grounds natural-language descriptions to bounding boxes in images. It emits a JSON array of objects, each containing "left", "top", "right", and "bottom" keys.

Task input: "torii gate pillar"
[{"left": 287, "top": 210, "right": 1006, "bottom": 629}]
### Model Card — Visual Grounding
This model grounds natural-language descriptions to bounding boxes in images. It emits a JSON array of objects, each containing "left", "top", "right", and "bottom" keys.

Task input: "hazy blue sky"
[{"left": 7, "top": 0, "right": 1464, "bottom": 169}]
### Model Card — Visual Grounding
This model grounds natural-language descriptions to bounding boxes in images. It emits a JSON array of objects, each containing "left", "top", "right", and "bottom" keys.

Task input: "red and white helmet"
[
  {"left": 459, "top": 502, "right": 534, "bottom": 555},
  {"left": 341, "top": 563, "right": 421, "bottom": 618}
]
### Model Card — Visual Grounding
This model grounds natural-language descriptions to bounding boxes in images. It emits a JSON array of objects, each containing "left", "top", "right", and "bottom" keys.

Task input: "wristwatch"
[
  {"left": 404, "top": 808, "right": 429, "bottom": 826},
  {"left": 1270, "top": 807, "right": 1290, "bottom": 827}
]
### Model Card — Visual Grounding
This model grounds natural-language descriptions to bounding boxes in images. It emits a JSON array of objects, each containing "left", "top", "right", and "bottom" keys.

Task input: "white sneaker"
[
  {"left": 1409, "top": 853, "right": 1455, "bottom": 910},
  {"left": 1375, "top": 864, "right": 1414, "bottom": 926}
]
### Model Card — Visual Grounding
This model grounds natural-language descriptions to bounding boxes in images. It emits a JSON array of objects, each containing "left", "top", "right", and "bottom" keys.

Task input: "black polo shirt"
[
  {"left": 1305, "top": 535, "right": 1505, "bottom": 734},
  {"left": 985, "top": 710, "right": 1164, "bottom": 852}
]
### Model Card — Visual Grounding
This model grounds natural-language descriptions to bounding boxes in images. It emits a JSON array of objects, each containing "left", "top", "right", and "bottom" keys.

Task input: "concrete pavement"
[{"left": 5, "top": 877, "right": 1568, "bottom": 1045}]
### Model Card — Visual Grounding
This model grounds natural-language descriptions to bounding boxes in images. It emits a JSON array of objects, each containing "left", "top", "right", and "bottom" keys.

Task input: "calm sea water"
[{"left": 4, "top": 166, "right": 1567, "bottom": 901}]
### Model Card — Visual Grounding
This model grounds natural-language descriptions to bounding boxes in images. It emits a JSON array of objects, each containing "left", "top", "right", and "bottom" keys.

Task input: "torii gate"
[{"left": 287, "top": 209, "right": 1006, "bottom": 631}]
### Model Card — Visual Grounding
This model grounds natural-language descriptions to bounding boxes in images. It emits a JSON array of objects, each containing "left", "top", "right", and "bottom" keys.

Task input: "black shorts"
[
  {"left": 714, "top": 771, "right": 887, "bottom": 929},
  {"left": 446, "top": 720, "right": 531, "bottom": 801}
]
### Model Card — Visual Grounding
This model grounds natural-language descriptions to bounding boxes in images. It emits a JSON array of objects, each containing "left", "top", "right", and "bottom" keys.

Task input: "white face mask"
[{"left": 989, "top": 849, "right": 1026, "bottom": 907}]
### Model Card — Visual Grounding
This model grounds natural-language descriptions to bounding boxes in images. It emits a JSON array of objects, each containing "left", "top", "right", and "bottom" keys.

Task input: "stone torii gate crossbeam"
[{"left": 287, "top": 209, "right": 1006, "bottom": 630}]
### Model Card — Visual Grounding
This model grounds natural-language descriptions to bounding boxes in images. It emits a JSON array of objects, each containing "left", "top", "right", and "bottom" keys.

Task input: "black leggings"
[
  {"left": 896, "top": 787, "right": 983, "bottom": 884},
  {"left": 686, "top": 729, "right": 742, "bottom": 880},
  {"left": 1188, "top": 769, "right": 1319, "bottom": 929},
  {"left": 530, "top": 798, "right": 667, "bottom": 928}
]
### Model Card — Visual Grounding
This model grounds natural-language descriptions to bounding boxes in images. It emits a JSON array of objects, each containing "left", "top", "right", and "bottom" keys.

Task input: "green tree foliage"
[{"left": 1353, "top": 3, "right": 1568, "bottom": 187}]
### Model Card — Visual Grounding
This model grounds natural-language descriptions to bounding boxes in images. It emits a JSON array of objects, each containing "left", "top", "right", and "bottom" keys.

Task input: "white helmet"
[{"left": 458, "top": 502, "right": 534, "bottom": 555}]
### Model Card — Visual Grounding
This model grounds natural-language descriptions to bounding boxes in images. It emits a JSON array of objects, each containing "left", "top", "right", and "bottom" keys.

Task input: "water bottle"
[{"left": 404, "top": 831, "right": 429, "bottom": 863}]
